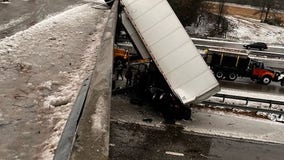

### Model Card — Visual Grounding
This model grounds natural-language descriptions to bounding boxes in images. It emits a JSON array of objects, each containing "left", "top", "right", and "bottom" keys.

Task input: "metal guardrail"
[
  {"left": 214, "top": 93, "right": 284, "bottom": 107},
  {"left": 200, "top": 93, "right": 284, "bottom": 115},
  {"left": 201, "top": 101, "right": 284, "bottom": 115},
  {"left": 195, "top": 44, "right": 284, "bottom": 59},
  {"left": 249, "top": 50, "right": 284, "bottom": 59},
  {"left": 53, "top": 1, "right": 119, "bottom": 160},
  {"left": 53, "top": 77, "right": 90, "bottom": 160}
]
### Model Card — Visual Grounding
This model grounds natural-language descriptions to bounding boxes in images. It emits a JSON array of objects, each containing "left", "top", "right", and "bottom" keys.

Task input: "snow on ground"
[
  {"left": 226, "top": 16, "right": 284, "bottom": 45},
  {"left": 208, "top": 1, "right": 260, "bottom": 10},
  {"left": 0, "top": 1, "right": 109, "bottom": 159},
  {"left": 186, "top": 14, "right": 284, "bottom": 46},
  {"left": 206, "top": 85, "right": 284, "bottom": 122},
  {"left": 186, "top": 15, "right": 215, "bottom": 37}
]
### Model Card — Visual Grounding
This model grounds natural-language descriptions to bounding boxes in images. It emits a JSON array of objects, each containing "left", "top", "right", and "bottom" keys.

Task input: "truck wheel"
[
  {"left": 262, "top": 76, "right": 272, "bottom": 85},
  {"left": 228, "top": 72, "right": 237, "bottom": 81},
  {"left": 215, "top": 71, "right": 224, "bottom": 80},
  {"left": 281, "top": 80, "right": 284, "bottom": 86},
  {"left": 275, "top": 72, "right": 280, "bottom": 78}
]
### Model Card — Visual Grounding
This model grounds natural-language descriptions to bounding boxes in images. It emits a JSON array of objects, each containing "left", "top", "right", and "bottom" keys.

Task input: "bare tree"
[
  {"left": 254, "top": 0, "right": 281, "bottom": 24},
  {"left": 214, "top": 0, "right": 228, "bottom": 36},
  {"left": 264, "top": 0, "right": 273, "bottom": 22},
  {"left": 168, "top": 0, "right": 204, "bottom": 26},
  {"left": 258, "top": 0, "right": 266, "bottom": 22}
]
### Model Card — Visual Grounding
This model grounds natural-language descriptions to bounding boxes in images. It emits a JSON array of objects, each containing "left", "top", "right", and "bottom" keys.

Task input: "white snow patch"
[
  {"left": 44, "top": 94, "right": 72, "bottom": 108},
  {"left": 92, "top": 96, "right": 107, "bottom": 133},
  {"left": 40, "top": 119, "right": 67, "bottom": 160},
  {"left": 38, "top": 81, "right": 53, "bottom": 91},
  {"left": 37, "top": 5, "right": 109, "bottom": 159},
  {"left": 226, "top": 16, "right": 284, "bottom": 45},
  {"left": 187, "top": 14, "right": 284, "bottom": 46}
]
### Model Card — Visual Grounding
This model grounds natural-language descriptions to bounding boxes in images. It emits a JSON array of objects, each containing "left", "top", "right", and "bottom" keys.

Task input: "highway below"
[
  {"left": 192, "top": 38, "right": 284, "bottom": 54},
  {"left": 109, "top": 121, "right": 284, "bottom": 160},
  {"left": 110, "top": 91, "right": 284, "bottom": 160},
  {"left": 220, "top": 78, "right": 284, "bottom": 96}
]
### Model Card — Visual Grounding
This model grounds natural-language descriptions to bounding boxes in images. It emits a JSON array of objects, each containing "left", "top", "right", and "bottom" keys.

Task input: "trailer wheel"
[
  {"left": 215, "top": 71, "right": 224, "bottom": 80},
  {"left": 228, "top": 72, "right": 237, "bottom": 81},
  {"left": 262, "top": 76, "right": 272, "bottom": 85}
]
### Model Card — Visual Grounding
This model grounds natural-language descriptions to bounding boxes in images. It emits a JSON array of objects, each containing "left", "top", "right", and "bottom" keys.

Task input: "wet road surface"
[
  {"left": 220, "top": 78, "right": 284, "bottom": 96},
  {"left": 0, "top": 0, "right": 82, "bottom": 38},
  {"left": 110, "top": 88, "right": 284, "bottom": 160},
  {"left": 110, "top": 121, "right": 284, "bottom": 160},
  {"left": 193, "top": 39, "right": 284, "bottom": 54}
]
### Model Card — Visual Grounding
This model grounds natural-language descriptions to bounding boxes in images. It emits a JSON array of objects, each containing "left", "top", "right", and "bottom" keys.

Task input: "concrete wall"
[{"left": 70, "top": 1, "right": 118, "bottom": 159}]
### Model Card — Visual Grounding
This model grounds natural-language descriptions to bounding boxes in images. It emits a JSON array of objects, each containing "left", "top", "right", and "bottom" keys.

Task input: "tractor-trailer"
[{"left": 119, "top": 0, "right": 220, "bottom": 104}]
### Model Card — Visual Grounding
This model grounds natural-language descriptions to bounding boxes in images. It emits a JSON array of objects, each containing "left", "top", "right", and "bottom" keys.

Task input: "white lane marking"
[{"left": 165, "top": 151, "right": 184, "bottom": 156}]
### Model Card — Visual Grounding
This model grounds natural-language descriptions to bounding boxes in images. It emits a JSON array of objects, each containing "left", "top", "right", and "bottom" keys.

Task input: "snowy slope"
[
  {"left": 227, "top": 16, "right": 284, "bottom": 45},
  {"left": 186, "top": 15, "right": 284, "bottom": 46}
]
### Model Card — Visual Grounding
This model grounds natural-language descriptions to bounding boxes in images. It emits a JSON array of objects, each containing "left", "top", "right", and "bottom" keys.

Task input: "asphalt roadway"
[
  {"left": 192, "top": 38, "right": 284, "bottom": 54},
  {"left": 109, "top": 121, "right": 284, "bottom": 160},
  {"left": 109, "top": 76, "right": 284, "bottom": 160},
  {"left": 220, "top": 77, "right": 284, "bottom": 96}
]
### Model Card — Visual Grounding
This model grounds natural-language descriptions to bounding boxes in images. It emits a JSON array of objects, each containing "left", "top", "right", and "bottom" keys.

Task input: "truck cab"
[
  {"left": 249, "top": 60, "right": 275, "bottom": 85},
  {"left": 114, "top": 47, "right": 129, "bottom": 65}
]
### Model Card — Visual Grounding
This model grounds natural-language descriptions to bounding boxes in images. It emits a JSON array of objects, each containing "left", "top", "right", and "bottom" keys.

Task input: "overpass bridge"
[{"left": 53, "top": 1, "right": 284, "bottom": 160}]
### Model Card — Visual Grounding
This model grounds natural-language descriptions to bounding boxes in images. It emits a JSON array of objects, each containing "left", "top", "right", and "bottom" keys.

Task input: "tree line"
[
  {"left": 168, "top": 0, "right": 283, "bottom": 36},
  {"left": 211, "top": 0, "right": 284, "bottom": 10},
  {"left": 209, "top": 0, "right": 283, "bottom": 25},
  {"left": 168, "top": 0, "right": 230, "bottom": 36}
]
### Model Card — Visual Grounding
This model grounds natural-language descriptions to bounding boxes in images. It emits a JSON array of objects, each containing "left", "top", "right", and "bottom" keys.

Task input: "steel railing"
[{"left": 200, "top": 93, "right": 284, "bottom": 115}]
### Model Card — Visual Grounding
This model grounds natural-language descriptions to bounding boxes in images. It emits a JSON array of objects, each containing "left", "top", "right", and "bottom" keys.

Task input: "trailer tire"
[
  {"left": 215, "top": 71, "right": 224, "bottom": 80},
  {"left": 228, "top": 72, "right": 237, "bottom": 81},
  {"left": 262, "top": 76, "right": 272, "bottom": 85}
]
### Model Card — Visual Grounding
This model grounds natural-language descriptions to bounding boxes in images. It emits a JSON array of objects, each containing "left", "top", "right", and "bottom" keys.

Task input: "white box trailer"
[
  {"left": 119, "top": 0, "right": 220, "bottom": 104},
  {"left": 121, "top": 11, "right": 151, "bottom": 59}
]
